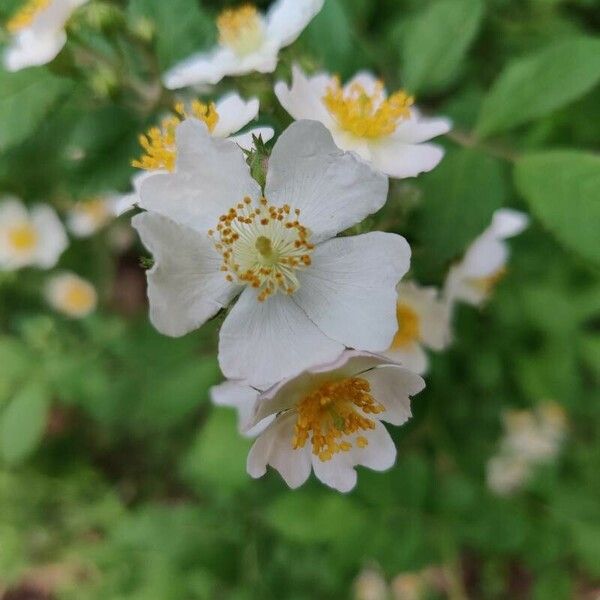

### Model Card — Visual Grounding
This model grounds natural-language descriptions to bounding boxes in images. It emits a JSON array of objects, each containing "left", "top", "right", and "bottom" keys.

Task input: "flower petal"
[
  {"left": 489, "top": 208, "right": 529, "bottom": 238},
  {"left": 382, "top": 343, "right": 429, "bottom": 375},
  {"left": 31, "top": 204, "right": 68, "bottom": 268},
  {"left": 212, "top": 93, "right": 260, "bottom": 138},
  {"left": 4, "top": 30, "right": 66, "bottom": 71},
  {"left": 266, "top": 0, "right": 324, "bottom": 47},
  {"left": 162, "top": 47, "right": 239, "bottom": 88},
  {"left": 393, "top": 111, "right": 452, "bottom": 144},
  {"left": 138, "top": 119, "right": 260, "bottom": 233},
  {"left": 369, "top": 139, "right": 445, "bottom": 179},
  {"left": 218, "top": 287, "right": 344, "bottom": 388},
  {"left": 343, "top": 71, "right": 381, "bottom": 96},
  {"left": 265, "top": 120, "right": 388, "bottom": 243},
  {"left": 293, "top": 232, "right": 411, "bottom": 352},
  {"left": 132, "top": 212, "right": 239, "bottom": 337}
]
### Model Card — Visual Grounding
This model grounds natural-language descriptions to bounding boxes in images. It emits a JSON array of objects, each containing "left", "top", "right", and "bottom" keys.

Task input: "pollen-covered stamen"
[
  {"left": 209, "top": 196, "right": 314, "bottom": 302},
  {"left": 132, "top": 100, "right": 219, "bottom": 172},
  {"left": 6, "top": 0, "right": 50, "bottom": 33},
  {"left": 391, "top": 302, "right": 421, "bottom": 349},
  {"left": 323, "top": 77, "right": 414, "bottom": 138},
  {"left": 292, "top": 377, "right": 385, "bottom": 462},
  {"left": 217, "top": 4, "right": 265, "bottom": 56}
]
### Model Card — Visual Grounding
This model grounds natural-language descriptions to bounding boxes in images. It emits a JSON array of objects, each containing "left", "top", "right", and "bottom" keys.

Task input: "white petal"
[
  {"left": 212, "top": 93, "right": 260, "bottom": 138},
  {"left": 266, "top": 0, "right": 324, "bottom": 48},
  {"left": 138, "top": 119, "right": 260, "bottom": 233},
  {"left": 4, "top": 30, "right": 66, "bottom": 71},
  {"left": 369, "top": 139, "right": 445, "bottom": 179},
  {"left": 229, "top": 126, "right": 274, "bottom": 151},
  {"left": 247, "top": 412, "right": 312, "bottom": 488},
  {"left": 393, "top": 111, "right": 452, "bottom": 144},
  {"left": 362, "top": 364, "right": 424, "bottom": 425},
  {"left": 489, "top": 209, "right": 529, "bottom": 239},
  {"left": 162, "top": 47, "right": 239, "bottom": 88},
  {"left": 460, "top": 233, "right": 508, "bottom": 278},
  {"left": 265, "top": 120, "right": 388, "bottom": 243},
  {"left": 343, "top": 71, "right": 381, "bottom": 96},
  {"left": 382, "top": 343, "right": 429, "bottom": 375},
  {"left": 293, "top": 232, "right": 411, "bottom": 352},
  {"left": 132, "top": 212, "right": 239, "bottom": 337},
  {"left": 218, "top": 287, "right": 344, "bottom": 388},
  {"left": 31, "top": 205, "right": 68, "bottom": 268},
  {"left": 444, "top": 264, "right": 488, "bottom": 307}
]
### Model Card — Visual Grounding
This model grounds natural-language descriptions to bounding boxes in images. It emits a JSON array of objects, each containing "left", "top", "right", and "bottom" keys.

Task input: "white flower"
[
  {"left": 444, "top": 208, "right": 529, "bottom": 306},
  {"left": 486, "top": 454, "right": 530, "bottom": 496},
  {"left": 3, "top": 0, "right": 88, "bottom": 72},
  {"left": 245, "top": 351, "right": 425, "bottom": 492},
  {"left": 67, "top": 196, "right": 116, "bottom": 238},
  {"left": 275, "top": 65, "right": 451, "bottom": 179},
  {"left": 0, "top": 197, "right": 67, "bottom": 271},
  {"left": 382, "top": 281, "right": 451, "bottom": 374},
  {"left": 133, "top": 119, "right": 410, "bottom": 387},
  {"left": 163, "top": 0, "right": 324, "bottom": 89},
  {"left": 45, "top": 271, "right": 97, "bottom": 318},
  {"left": 354, "top": 568, "right": 388, "bottom": 600}
]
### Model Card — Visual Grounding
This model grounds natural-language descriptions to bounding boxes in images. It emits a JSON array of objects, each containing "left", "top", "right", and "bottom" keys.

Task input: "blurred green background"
[{"left": 0, "top": 0, "right": 599, "bottom": 598}]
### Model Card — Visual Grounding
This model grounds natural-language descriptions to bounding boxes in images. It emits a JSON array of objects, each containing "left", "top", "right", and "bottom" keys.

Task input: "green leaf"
[
  {"left": 415, "top": 147, "right": 506, "bottom": 272},
  {"left": 401, "top": 0, "right": 484, "bottom": 94},
  {"left": 476, "top": 37, "right": 600, "bottom": 138},
  {"left": 0, "top": 67, "right": 73, "bottom": 151},
  {"left": 0, "top": 381, "right": 49, "bottom": 465},
  {"left": 0, "top": 337, "right": 30, "bottom": 406},
  {"left": 514, "top": 151, "right": 600, "bottom": 265}
]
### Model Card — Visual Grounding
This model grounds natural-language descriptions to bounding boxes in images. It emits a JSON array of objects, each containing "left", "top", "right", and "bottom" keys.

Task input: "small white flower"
[
  {"left": 382, "top": 281, "right": 452, "bottom": 374},
  {"left": 3, "top": 0, "right": 88, "bottom": 72},
  {"left": 245, "top": 350, "right": 425, "bottom": 492},
  {"left": 444, "top": 208, "right": 529, "bottom": 306},
  {"left": 67, "top": 196, "right": 116, "bottom": 238},
  {"left": 486, "top": 454, "right": 530, "bottom": 496},
  {"left": 133, "top": 119, "right": 410, "bottom": 387},
  {"left": 0, "top": 197, "right": 67, "bottom": 271},
  {"left": 354, "top": 568, "right": 388, "bottom": 600},
  {"left": 45, "top": 271, "right": 97, "bottom": 318},
  {"left": 163, "top": 0, "right": 324, "bottom": 89},
  {"left": 275, "top": 65, "right": 451, "bottom": 179}
]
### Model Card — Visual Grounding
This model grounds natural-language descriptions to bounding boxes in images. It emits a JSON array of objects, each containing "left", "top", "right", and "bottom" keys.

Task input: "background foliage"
[{"left": 0, "top": 0, "right": 599, "bottom": 598}]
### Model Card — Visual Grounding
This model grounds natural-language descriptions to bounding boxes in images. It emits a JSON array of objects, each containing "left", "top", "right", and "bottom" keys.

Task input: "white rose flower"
[
  {"left": 67, "top": 196, "right": 116, "bottom": 238},
  {"left": 133, "top": 118, "right": 410, "bottom": 387},
  {"left": 444, "top": 208, "right": 529, "bottom": 306},
  {"left": 382, "top": 282, "right": 452, "bottom": 375},
  {"left": 163, "top": 0, "right": 324, "bottom": 89},
  {"left": 45, "top": 271, "right": 97, "bottom": 318},
  {"left": 3, "top": 0, "right": 88, "bottom": 72},
  {"left": 245, "top": 350, "right": 425, "bottom": 492},
  {"left": 0, "top": 197, "right": 67, "bottom": 271},
  {"left": 486, "top": 453, "right": 530, "bottom": 496},
  {"left": 275, "top": 65, "right": 451, "bottom": 179}
]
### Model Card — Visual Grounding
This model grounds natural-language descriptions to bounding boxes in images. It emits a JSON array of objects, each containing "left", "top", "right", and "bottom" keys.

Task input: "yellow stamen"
[
  {"left": 63, "top": 281, "right": 96, "bottom": 314},
  {"left": 323, "top": 77, "right": 414, "bottom": 138},
  {"left": 132, "top": 100, "right": 219, "bottom": 172},
  {"left": 217, "top": 4, "right": 264, "bottom": 56},
  {"left": 391, "top": 302, "right": 420, "bottom": 349},
  {"left": 8, "top": 223, "right": 38, "bottom": 252},
  {"left": 6, "top": 0, "right": 50, "bottom": 33},
  {"left": 292, "top": 377, "right": 385, "bottom": 461}
]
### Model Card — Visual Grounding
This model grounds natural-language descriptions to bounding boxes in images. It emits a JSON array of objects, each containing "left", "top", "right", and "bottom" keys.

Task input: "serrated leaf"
[
  {"left": 514, "top": 151, "right": 600, "bottom": 265},
  {"left": 401, "top": 0, "right": 484, "bottom": 94},
  {"left": 476, "top": 37, "right": 600, "bottom": 137}
]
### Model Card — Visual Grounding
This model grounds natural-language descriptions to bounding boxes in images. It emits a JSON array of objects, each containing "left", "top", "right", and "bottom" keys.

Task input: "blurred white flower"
[
  {"left": 133, "top": 119, "right": 409, "bottom": 387},
  {"left": 45, "top": 271, "right": 97, "bottom": 318},
  {"left": 163, "top": 0, "right": 324, "bottom": 88},
  {"left": 382, "top": 281, "right": 452, "bottom": 374},
  {"left": 67, "top": 197, "right": 116, "bottom": 238},
  {"left": 275, "top": 65, "right": 451, "bottom": 179},
  {"left": 0, "top": 197, "right": 67, "bottom": 271},
  {"left": 245, "top": 351, "right": 424, "bottom": 492},
  {"left": 3, "top": 0, "right": 88, "bottom": 72},
  {"left": 354, "top": 567, "right": 388, "bottom": 600},
  {"left": 444, "top": 208, "right": 529, "bottom": 306},
  {"left": 486, "top": 454, "right": 530, "bottom": 497}
]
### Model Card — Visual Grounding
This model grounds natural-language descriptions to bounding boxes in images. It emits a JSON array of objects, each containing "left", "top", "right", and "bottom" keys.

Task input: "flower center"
[
  {"left": 217, "top": 4, "right": 265, "bottom": 56},
  {"left": 323, "top": 78, "right": 414, "bottom": 139},
  {"left": 209, "top": 196, "right": 314, "bottom": 302},
  {"left": 75, "top": 198, "right": 110, "bottom": 224},
  {"left": 8, "top": 223, "right": 38, "bottom": 253},
  {"left": 6, "top": 0, "right": 50, "bottom": 33},
  {"left": 391, "top": 302, "right": 420, "bottom": 349},
  {"left": 468, "top": 267, "right": 507, "bottom": 296},
  {"left": 132, "top": 100, "right": 219, "bottom": 172},
  {"left": 63, "top": 281, "right": 96, "bottom": 314},
  {"left": 292, "top": 377, "right": 385, "bottom": 462}
]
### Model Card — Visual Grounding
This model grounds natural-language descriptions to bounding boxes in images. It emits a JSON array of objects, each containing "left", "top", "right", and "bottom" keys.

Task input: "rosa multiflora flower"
[
  {"left": 275, "top": 66, "right": 451, "bottom": 179},
  {"left": 382, "top": 282, "right": 452, "bottom": 375},
  {"left": 444, "top": 208, "right": 529, "bottom": 306},
  {"left": 67, "top": 196, "right": 117, "bottom": 237},
  {"left": 3, "top": 0, "right": 88, "bottom": 72},
  {"left": 45, "top": 271, "right": 97, "bottom": 318},
  {"left": 133, "top": 119, "right": 410, "bottom": 387},
  {"left": 0, "top": 197, "right": 67, "bottom": 271},
  {"left": 244, "top": 351, "right": 425, "bottom": 492},
  {"left": 163, "top": 0, "right": 324, "bottom": 88}
]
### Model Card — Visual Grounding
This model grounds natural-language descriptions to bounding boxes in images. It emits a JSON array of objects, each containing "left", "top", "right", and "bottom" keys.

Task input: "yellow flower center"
[
  {"left": 209, "top": 196, "right": 314, "bottom": 302},
  {"left": 75, "top": 198, "right": 110, "bottom": 225},
  {"left": 63, "top": 281, "right": 96, "bottom": 315},
  {"left": 8, "top": 223, "right": 38, "bottom": 253},
  {"left": 132, "top": 100, "right": 219, "bottom": 172},
  {"left": 217, "top": 4, "right": 265, "bottom": 56},
  {"left": 323, "top": 78, "right": 414, "bottom": 139},
  {"left": 468, "top": 267, "right": 507, "bottom": 296},
  {"left": 6, "top": 0, "right": 50, "bottom": 33},
  {"left": 391, "top": 302, "right": 421, "bottom": 349},
  {"left": 292, "top": 377, "right": 385, "bottom": 462}
]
